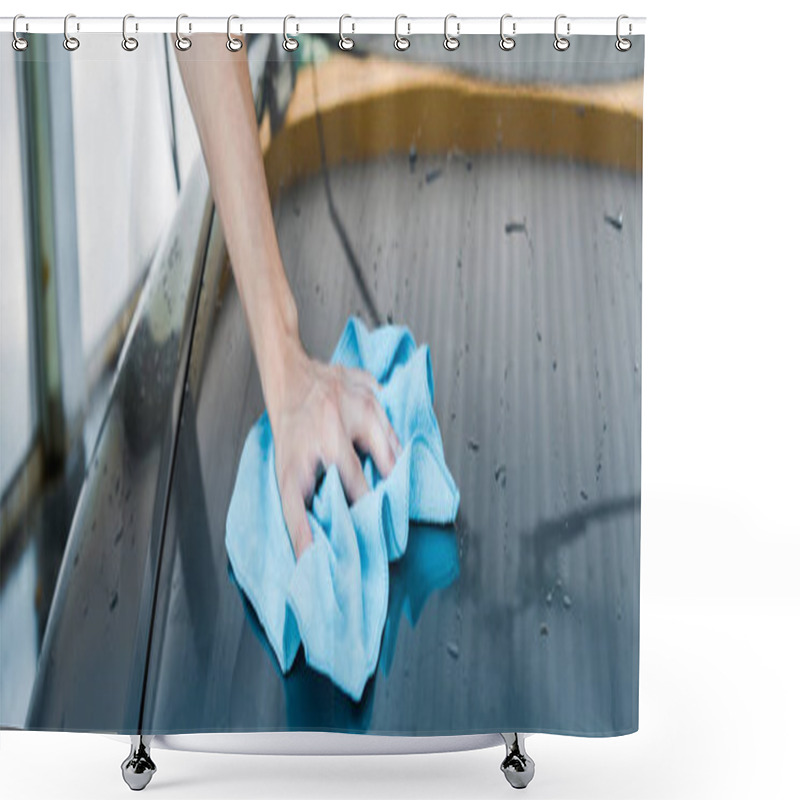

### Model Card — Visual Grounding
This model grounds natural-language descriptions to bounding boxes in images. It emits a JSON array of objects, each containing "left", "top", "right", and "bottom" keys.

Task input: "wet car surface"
[
  {"left": 142, "top": 150, "right": 641, "bottom": 735},
  {"left": 25, "top": 36, "right": 641, "bottom": 737}
]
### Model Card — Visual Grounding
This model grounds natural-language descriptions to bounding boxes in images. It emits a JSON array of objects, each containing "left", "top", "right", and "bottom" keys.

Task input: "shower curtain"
[{"left": 0, "top": 26, "right": 643, "bottom": 738}]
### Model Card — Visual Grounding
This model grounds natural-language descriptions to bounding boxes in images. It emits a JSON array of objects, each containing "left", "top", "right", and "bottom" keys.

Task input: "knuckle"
[
  {"left": 367, "top": 392, "right": 384, "bottom": 421},
  {"left": 319, "top": 388, "right": 341, "bottom": 430},
  {"left": 367, "top": 403, "right": 389, "bottom": 446},
  {"left": 353, "top": 386, "right": 379, "bottom": 421},
  {"left": 359, "top": 367, "right": 378, "bottom": 388},
  {"left": 355, "top": 389, "right": 374, "bottom": 419},
  {"left": 321, "top": 422, "right": 348, "bottom": 465}
]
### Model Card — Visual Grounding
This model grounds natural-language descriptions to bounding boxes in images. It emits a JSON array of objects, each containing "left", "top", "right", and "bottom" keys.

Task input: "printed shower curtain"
[{"left": 0, "top": 26, "right": 643, "bottom": 738}]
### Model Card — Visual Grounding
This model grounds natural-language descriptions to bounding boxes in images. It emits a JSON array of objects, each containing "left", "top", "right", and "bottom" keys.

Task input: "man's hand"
[
  {"left": 176, "top": 39, "right": 399, "bottom": 560},
  {"left": 268, "top": 336, "right": 402, "bottom": 560}
]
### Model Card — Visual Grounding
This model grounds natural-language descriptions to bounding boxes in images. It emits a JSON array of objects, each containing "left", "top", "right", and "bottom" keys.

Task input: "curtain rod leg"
[
  {"left": 500, "top": 733, "right": 535, "bottom": 789},
  {"left": 121, "top": 734, "right": 156, "bottom": 791}
]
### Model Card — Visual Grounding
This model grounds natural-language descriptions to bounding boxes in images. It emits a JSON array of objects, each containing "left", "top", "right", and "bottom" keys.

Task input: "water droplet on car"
[{"left": 425, "top": 168, "right": 442, "bottom": 184}]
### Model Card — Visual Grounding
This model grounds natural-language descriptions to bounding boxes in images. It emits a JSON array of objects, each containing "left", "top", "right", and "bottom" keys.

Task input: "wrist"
[{"left": 257, "top": 301, "right": 305, "bottom": 420}]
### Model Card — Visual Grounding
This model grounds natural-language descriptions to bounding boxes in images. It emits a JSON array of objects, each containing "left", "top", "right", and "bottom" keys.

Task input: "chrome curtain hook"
[
  {"left": 283, "top": 15, "right": 298, "bottom": 51},
  {"left": 394, "top": 14, "right": 410, "bottom": 51},
  {"left": 227, "top": 14, "right": 243, "bottom": 52},
  {"left": 63, "top": 13, "right": 80, "bottom": 51},
  {"left": 122, "top": 14, "right": 139, "bottom": 51},
  {"left": 553, "top": 14, "right": 570, "bottom": 51},
  {"left": 12, "top": 14, "right": 28, "bottom": 52},
  {"left": 499, "top": 14, "right": 516, "bottom": 51},
  {"left": 443, "top": 14, "right": 460, "bottom": 51},
  {"left": 339, "top": 14, "right": 354, "bottom": 51},
  {"left": 615, "top": 14, "right": 632, "bottom": 51},
  {"left": 175, "top": 14, "right": 191, "bottom": 51}
]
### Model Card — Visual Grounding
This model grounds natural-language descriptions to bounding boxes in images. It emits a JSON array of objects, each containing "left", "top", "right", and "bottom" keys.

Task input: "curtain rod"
[{"left": 1, "top": 16, "right": 646, "bottom": 37}]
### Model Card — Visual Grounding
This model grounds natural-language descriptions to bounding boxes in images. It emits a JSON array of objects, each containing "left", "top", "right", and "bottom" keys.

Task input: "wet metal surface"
[
  {"left": 0, "top": 460, "right": 82, "bottom": 726},
  {"left": 24, "top": 162, "right": 213, "bottom": 732},
  {"left": 141, "top": 150, "right": 641, "bottom": 736}
]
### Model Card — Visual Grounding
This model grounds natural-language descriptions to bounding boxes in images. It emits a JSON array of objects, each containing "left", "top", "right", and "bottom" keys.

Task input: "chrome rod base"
[
  {"left": 121, "top": 735, "right": 156, "bottom": 791},
  {"left": 500, "top": 733, "right": 535, "bottom": 789}
]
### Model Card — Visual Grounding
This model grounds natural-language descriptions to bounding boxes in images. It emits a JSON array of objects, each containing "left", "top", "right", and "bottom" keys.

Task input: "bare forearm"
[
  {"left": 176, "top": 34, "right": 299, "bottom": 416},
  {"left": 176, "top": 36, "right": 401, "bottom": 558}
]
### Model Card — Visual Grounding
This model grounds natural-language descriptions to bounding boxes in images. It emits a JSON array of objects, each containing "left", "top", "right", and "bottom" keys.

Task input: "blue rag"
[{"left": 225, "top": 316, "right": 460, "bottom": 702}]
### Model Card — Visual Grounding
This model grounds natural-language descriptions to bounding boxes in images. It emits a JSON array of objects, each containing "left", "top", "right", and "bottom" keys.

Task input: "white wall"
[
  {"left": 70, "top": 34, "right": 200, "bottom": 362},
  {"left": 0, "top": 46, "right": 35, "bottom": 493}
]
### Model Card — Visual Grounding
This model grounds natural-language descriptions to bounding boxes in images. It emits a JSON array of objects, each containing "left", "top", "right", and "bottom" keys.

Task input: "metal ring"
[
  {"left": 615, "top": 14, "right": 632, "bottom": 51},
  {"left": 553, "top": 14, "right": 570, "bottom": 51},
  {"left": 499, "top": 14, "right": 516, "bottom": 51},
  {"left": 121, "top": 14, "right": 139, "bottom": 51},
  {"left": 12, "top": 15, "right": 28, "bottom": 52},
  {"left": 63, "top": 13, "right": 80, "bottom": 51},
  {"left": 443, "top": 14, "right": 460, "bottom": 51},
  {"left": 175, "top": 14, "right": 191, "bottom": 51},
  {"left": 227, "top": 14, "right": 243, "bottom": 52},
  {"left": 394, "top": 15, "right": 410, "bottom": 51},
  {"left": 339, "top": 14, "right": 354, "bottom": 51},
  {"left": 283, "top": 15, "right": 298, "bottom": 51}
]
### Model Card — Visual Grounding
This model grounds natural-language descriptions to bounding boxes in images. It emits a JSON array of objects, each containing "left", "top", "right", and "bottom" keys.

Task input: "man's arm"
[
  {"left": 176, "top": 36, "right": 400, "bottom": 560},
  {"left": 176, "top": 35, "right": 297, "bottom": 420}
]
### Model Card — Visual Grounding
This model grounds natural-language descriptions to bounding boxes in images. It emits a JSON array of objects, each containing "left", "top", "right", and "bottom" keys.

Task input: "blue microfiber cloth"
[{"left": 225, "top": 316, "right": 460, "bottom": 702}]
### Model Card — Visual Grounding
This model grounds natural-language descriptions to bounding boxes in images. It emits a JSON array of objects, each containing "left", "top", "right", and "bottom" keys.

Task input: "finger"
[
  {"left": 281, "top": 485, "right": 314, "bottom": 561},
  {"left": 347, "top": 367, "right": 380, "bottom": 393},
  {"left": 342, "top": 369, "right": 401, "bottom": 457},
  {"left": 336, "top": 440, "right": 370, "bottom": 505},
  {"left": 367, "top": 389, "right": 402, "bottom": 461},
  {"left": 387, "top": 422, "right": 402, "bottom": 460},
  {"left": 347, "top": 394, "right": 397, "bottom": 478}
]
